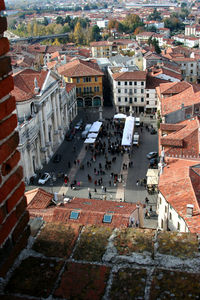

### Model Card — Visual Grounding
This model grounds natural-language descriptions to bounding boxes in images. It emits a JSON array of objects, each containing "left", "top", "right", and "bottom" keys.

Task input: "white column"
[
  {"left": 52, "top": 93, "right": 58, "bottom": 133},
  {"left": 38, "top": 107, "right": 45, "bottom": 149},
  {"left": 43, "top": 101, "right": 49, "bottom": 145},
  {"left": 56, "top": 91, "right": 62, "bottom": 129}
]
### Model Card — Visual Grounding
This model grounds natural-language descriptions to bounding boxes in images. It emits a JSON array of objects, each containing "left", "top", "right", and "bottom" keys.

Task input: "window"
[
  {"left": 118, "top": 89, "right": 121, "bottom": 93},
  {"left": 125, "top": 81, "right": 127, "bottom": 86},
  {"left": 86, "top": 87, "right": 89, "bottom": 92},
  {"left": 147, "top": 93, "right": 149, "bottom": 98},
  {"left": 129, "top": 97, "right": 132, "bottom": 103},
  {"left": 160, "top": 198, "right": 162, "bottom": 205},
  {"left": 94, "top": 86, "right": 97, "bottom": 92},
  {"left": 134, "top": 81, "right": 137, "bottom": 86},
  {"left": 169, "top": 212, "right": 172, "bottom": 220},
  {"left": 89, "top": 87, "right": 92, "bottom": 92},
  {"left": 165, "top": 206, "right": 167, "bottom": 213},
  {"left": 76, "top": 78, "right": 80, "bottom": 83},
  {"left": 125, "top": 89, "right": 127, "bottom": 93},
  {"left": 118, "top": 81, "right": 121, "bottom": 85},
  {"left": 190, "top": 70, "right": 193, "bottom": 74},
  {"left": 129, "top": 81, "right": 132, "bottom": 86},
  {"left": 97, "top": 86, "right": 99, "bottom": 92},
  {"left": 161, "top": 219, "right": 163, "bottom": 229},
  {"left": 95, "top": 76, "right": 98, "bottom": 82},
  {"left": 134, "top": 97, "right": 137, "bottom": 102},
  {"left": 147, "top": 101, "right": 149, "bottom": 105},
  {"left": 141, "top": 97, "right": 144, "bottom": 102},
  {"left": 141, "top": 81, "right": 144, "bottom": 86},
  {"left": 78, "top": 87, "right": 81, "bottom": 93},
  {"left": 103, "top": 214, "right": 112, "bottom": 223},
  {"left": 70, "top": 211, "right": 79, "bottom": 220},
  {"left": 155, "top": 101, "right": 157, "bottom": 105},
  {"left": 83, "top": 77, "right": 91, "bottom": 82},
  {"left": 129, "top": 89, "right": 133, "bottom": 95},
  {"left": 76, "top": 88, "right": 78, "bottom": 93},
  {"left": 191, "top": 63, "right": 193, "bottom": 67},
  {"left": 84, "top": 87, "right": 86, "bottom": 93},
  {"left": 134, "top": 89, "right": 137, "bottom": 93},
  {"left": 68, "top": 77, "right": 71, "bottom": 82},
  {"left": 141, "top": 89, "right": 144, "bottom": 93},
  {"left": 190, "top": 78, "right": 193, "bottom": 82},
  {"left": 118, "top": 97, "right": 121, "bottom": 102},
  {"left": 125, "top": 97, "right": 128, "bottom": 102},
  {"left": 177, "top": 222, "right": 180, "bottom": 231}
]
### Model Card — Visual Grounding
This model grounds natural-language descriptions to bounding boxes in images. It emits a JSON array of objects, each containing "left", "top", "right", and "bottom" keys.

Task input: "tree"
[
  {"left": 27, "top": 22, "right": 32, "bottom": 36},
  {"left": 147, "top": 8, "right": 162, "bottom": 21},
  {"left": 33, "top": 22, "right": 38, "bottom": 36},
  {"left": 52, "top": 38, "right": 60, "bottom": 46},
  {"left": 91, "top": 25, "right": 101, "bottom": 41},
  {"left": 84, "top": 5, "right": 90, "bottom": 11},
  {"left": 56, "top": 16, "right": 64, "bottom": 26},
  {"left": 74, "top": 22, "right": 84, "bottom": 44},
  {"left": 43, "top": 17, "right": 49, "bottom": 26},
  {"left": 122, "top": 14, "right": 143, "bottom": 33}
]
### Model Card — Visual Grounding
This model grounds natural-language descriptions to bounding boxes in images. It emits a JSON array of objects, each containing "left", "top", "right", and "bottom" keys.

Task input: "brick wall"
[{"left": 0, "top": 0, "right": 30, "bottom": 277}]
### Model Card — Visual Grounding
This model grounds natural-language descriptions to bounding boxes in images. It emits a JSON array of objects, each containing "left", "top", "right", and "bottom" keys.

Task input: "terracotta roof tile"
[
  {"left": 57, "top": 59, "right": 103, "bottom": 77},
  {"left": 159, "top": 158, "right": 200, "bottom": 233},
  {"left": 113, "top": 71, "right": 146, "bottom": 81},
  {"left": 11, "top": 69, "right": 48, "bottom": 102},
  {"left": 25, "top": 188, "right": 53, "bottom": 209}
]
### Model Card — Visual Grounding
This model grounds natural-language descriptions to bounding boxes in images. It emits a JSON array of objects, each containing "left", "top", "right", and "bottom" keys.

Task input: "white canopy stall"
[
  {"left": 89, "top": 121, "right": 102, "bottom": 133},
  {"left": 84, "top": 137, "right": 96, "bottom": 144},
  {"left": 146, "top": 169, "right": 159, "bottom": 191},
  {"left": 87, "top": 133, "right": 98, "bottom": 139},
  {"left": 114, "top": 113, "right": 127, "bottom": 120},
  {"left": 121, "top": 116, "right": 135, "bottom": 146}
]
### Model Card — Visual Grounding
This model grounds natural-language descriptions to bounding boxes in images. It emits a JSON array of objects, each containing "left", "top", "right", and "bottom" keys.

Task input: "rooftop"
[
  {"left": 1, "top": 223, "right": 200, "bottom": 299},
  {"left": 112, "top": 71, "right": 146, "bottom": 81},
  {"left": 57, "top": 59, "right": 103, "bottom": 77}
]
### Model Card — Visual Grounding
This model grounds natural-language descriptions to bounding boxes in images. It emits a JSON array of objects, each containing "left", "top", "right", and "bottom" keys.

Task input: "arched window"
[{"left": 30, "top": 102, "right": 35, "bottom": 116}]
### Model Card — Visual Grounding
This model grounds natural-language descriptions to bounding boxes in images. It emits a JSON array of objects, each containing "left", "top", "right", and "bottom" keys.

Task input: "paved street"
[{"left": 26, "top": 107, "right": 158, "bottom": 226}]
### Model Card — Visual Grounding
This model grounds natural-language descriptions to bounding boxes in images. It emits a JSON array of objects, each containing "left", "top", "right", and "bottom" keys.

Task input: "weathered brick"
[
  {"left": 2, "top": 150, "right": 20, "bottom": 176},
  {"left": 0, "top": 203, "right": 7, "bottom": 223},
  {"left": 0, "top": 131, "right": 19, "bottom": 165},
  {"left": 12, "top": 210, "right": 29, "bottom": 244},
  {"left": 0, "top": 226, "right": 30, "bottom": 278},
  {"left": 0, "top": 17, "right": 7, "bottom": 34},
  {"left": 0, "top": 56, "right": 12, "bottom": 78},
  {"left": 0, "top": 114, "right": 17, "bottom": 140},
  {"left": 0, "top": 76, "right": 14, "bottom": 99},
  {"left": 0, "top": 210, "right": 17, "bottom": 245},
  {"left": 0, "top": 1, "right": 6, "bottom": 11},
  {"left": 6, "top": 182, "right": 25, "bottom": 213},
  {"left": 16, "top": 196, "right": 27, "bottom": 219},
  {"left": 0, "top": 96, "right": 16, "bottom": 121},
  {"left": 0, "top": 37, "right": 9, "bottom": 56},
  {"left": 0, "top": 166, "right": 23, "bottom": 204}
]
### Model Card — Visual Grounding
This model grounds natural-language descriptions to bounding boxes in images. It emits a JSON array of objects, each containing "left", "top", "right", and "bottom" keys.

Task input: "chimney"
[
  {"left": 186, "top": 204, "right": 194, "bottom": 217},
  {"left": 34, "top": 77, "right": 40, "bottom": 94}
]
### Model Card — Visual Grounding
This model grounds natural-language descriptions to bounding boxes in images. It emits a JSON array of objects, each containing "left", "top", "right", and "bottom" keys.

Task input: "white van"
[{"left": 135, "top": 117, "right": 140, "bottom": 127}]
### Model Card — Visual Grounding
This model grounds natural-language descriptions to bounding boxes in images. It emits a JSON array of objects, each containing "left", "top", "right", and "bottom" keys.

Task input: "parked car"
[
  {"left": 150, "top": 128, "right": 157, "bottom": 135},
  {"left": 146, "top": 151, "right": 158, "bottom": 159},
  {"left": 149, "top": 158, "right": 158, "bottom": 167},
  {"left": 38, "top": 172, "right": 51, "bottom": 185},
  {"left": 53, "top": 154, "right": 62, "bottom": 163}
]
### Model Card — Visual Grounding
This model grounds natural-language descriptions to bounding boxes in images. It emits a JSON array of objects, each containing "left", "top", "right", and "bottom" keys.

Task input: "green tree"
[
  {"left": 56, "top": 16, "right": 64, "bottom": 25},
  {"left": 43, "top": 17, "right": 49, "bottom": 26},
  {"left": 91, "top": 25, "right": 101, "bottom": 41},
  {"left": 33, "top": 22, "right": 38, "bottom": 36},
  {"left": 147, "top": 8, "right": 162, "bottom": 21},
  {"left": 74, "top": 22, "right": 84, "bottom": 44},
  {"left": 84, "top": 5, "right": 90, "bottom": 10}
]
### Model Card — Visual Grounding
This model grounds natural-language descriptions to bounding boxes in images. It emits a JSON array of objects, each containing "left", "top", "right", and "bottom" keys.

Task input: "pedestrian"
[
  {"left": 94, "top": 187, "right": 97, "bottom": 193},
  {"left": 89, "top": 192, "right": 92, "bottom": 199},
  {"left": 145, "top": 197, "right": 149, "bottom": 205},
  {"left": 104, "top": 186, "right": 107, "bottom": 193},
  {"left": 77, "top": 159, "right": 80, "bottom": 165},
  {"left": 101, "top": 185, "right": 104, "bottom": 191},
  {"left": 136, "top": 180, "right": 139, "bottom": 186},
  {"left": 94, "top": 168, "right": 96, "bottom": 174},
  {"left": 150, "top": 205, "right": 153, "bottom": 212},
  {"left": 109, "top": 180, "right": 111, "bottom": 186},
  {"left": 94, "top": 180, "right": 97, "bottom": 186},
  {"left": 70, "top": 183, "right": 73, "bottom": 189},
  {"left": 136, "top": 220, "right": 139, "bottom": 227}
]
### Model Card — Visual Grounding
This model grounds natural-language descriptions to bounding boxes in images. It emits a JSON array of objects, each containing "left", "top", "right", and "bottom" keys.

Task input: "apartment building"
[{"left": 90, "top": 39, "right": 132, "bottom": 58}]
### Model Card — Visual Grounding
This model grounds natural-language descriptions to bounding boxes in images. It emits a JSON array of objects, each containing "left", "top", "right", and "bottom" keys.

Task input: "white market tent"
[
  {"left": 146, "top": 169, "right": 159, "bottom": 186},
  {"left": 121, "top": 116, "right": 135, "bottom": 146},
  {"left": 89, "top": 121, "right": 102, "bottom": 133},
  {"left": 84, "top": 137, "right": 96, "bottom": 144},
  {"left": 114, "top": 113, "right": 127, "bottom": 119},
  {"left": 87, "top": 132, "right": 98, "bottom": 139}
]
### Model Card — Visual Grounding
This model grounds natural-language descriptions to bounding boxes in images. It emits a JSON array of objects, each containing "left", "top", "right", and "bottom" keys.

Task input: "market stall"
[
  {"left": 89, "top": 121, "right": 102, "bottom": 133},
  {"left": 121, "top": 116, "right": 135, "bottom": 147},
  {"left": 146, "top": 169, "right": 159, "bottom": 193}
]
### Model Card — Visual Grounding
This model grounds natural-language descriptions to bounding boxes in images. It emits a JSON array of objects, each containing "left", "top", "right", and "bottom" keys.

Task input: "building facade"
[
  {"left": 58, "top": 59, "right": 104, "bottom": 108},
  {"left": 12, "top": 69, "right": 77, "bottom": 182}
]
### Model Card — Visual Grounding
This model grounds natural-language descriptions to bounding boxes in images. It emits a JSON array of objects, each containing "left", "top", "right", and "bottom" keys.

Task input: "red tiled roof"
[
  {"left": 159, "top": 158, "right": 200, "bottom": 234},
  {"left": 57, "top": 59, "right": 103, "bottom": 77},
  {"left": 146, "top": 75, "right": 169, "bottom": 89},
  {"left": 66, "top": 83, "right": 76, "bottom": 93},
  {"left": 25, "top": 188, "right": 53, "bottom": 209},
  {"left": 113, "top": 71, "right": 146, "bottom": 81},
  {"left": 11, "top": 69, "right": 48, "bottom": 102},
  {"left": 159, "top": 81, "right": 191, "bottom": 95},
  {"left": 27, "top": 197, "right": 139, "bottom": 228}
]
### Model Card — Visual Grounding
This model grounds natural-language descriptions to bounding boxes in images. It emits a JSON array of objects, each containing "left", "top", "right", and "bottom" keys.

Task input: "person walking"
[
  {"left": 89, "top": 192, "right": 92, "bottom": 199},
  {"left": 104, "top": 186, "right": 107, "bottom": 193},
  {"left": 145, "top": 197, "right": 149, "bottom": 205}
]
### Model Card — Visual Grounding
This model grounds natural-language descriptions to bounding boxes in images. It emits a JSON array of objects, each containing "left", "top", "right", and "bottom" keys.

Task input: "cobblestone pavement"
[{"left": 26, "top": 107, "right": 158, "bottom": 228}]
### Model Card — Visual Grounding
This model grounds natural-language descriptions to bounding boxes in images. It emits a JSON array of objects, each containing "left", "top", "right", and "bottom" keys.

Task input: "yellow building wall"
[{"left": 64, "top": 75, "right": 103, "bottom": 96}]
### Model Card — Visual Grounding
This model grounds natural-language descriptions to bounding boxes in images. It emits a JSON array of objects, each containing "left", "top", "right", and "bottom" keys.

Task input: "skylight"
[
  {"left": 103, "top": 214, "right": 112, "bottom": 223},
  {"left": 70, "top": 211, "right": 80, "bottom": 220}
]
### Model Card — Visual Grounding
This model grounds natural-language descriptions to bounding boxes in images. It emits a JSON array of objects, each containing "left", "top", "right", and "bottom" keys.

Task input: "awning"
[
  {"left": 146, "top": 168, "right": 159, "bottom": 186},
  {"left": 114, "top": 113, "right": 127, "bottom": 119},
  {"left": 146, "top": 169, "right": 159, "bottom": 178},
  {"left": 87, "top": 132, "right": 98, "bottom": 138},
  {"left": 84, "top": 138, "right": 96, "bottom": 144},
  {"left": 89, "top": 121, "right": 102, "bottom": 133},
  {"left": 121, "top": 116, "right": 135, "bottom": 146}
]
